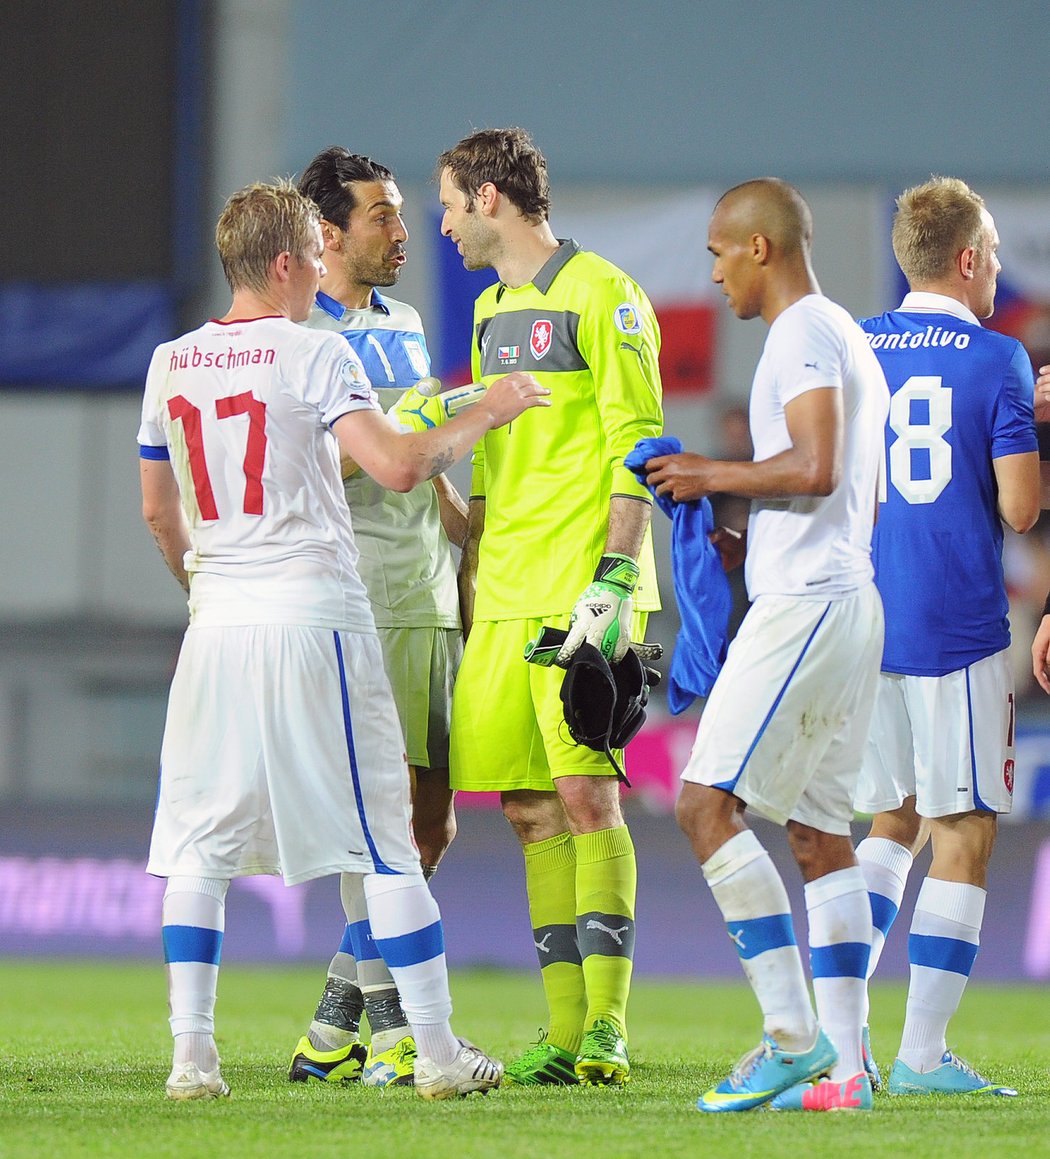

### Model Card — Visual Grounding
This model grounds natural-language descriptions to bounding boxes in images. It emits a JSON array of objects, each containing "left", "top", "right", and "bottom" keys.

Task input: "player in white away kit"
[
  {"left": 285, "top": 147, "right": 472, "bottom": 1088},
  {"left": 138, "top": 180, "right": 548, "bottom": 1101},
  {"left": 643, "top": 179, "right": 889, "bottom": 1113},
  {"left": 854, "top": 178, "right": 1038, "bottom": 1098}
]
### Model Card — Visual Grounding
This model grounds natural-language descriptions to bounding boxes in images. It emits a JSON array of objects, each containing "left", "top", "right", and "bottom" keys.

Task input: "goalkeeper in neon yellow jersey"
[{"left": 437, "top": 128, "right": 663, "bottom": 1088}]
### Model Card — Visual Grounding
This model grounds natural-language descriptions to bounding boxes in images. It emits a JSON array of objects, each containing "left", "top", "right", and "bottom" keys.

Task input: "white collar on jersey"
[{"left": 898, "top": 291, "right": 981, "bottom": 327}]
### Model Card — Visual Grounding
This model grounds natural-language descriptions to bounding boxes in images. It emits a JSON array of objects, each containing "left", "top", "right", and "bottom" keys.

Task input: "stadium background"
[{"left": 1, "top": 0, "right": 1047, "bottom": 980}]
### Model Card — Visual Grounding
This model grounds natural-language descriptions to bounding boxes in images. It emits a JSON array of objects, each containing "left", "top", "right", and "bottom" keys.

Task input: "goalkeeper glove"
[
  {"left": 391, "top": 379, "right": 487, "bottom": 432},
  {"left": 556, "top": 553, "right": 640, "bottom": 665}
]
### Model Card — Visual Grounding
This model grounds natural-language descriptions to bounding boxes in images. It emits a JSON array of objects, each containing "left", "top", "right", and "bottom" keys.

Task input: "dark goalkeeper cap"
[{"left": 559, "top": 644, "right": 660, "bottom": 785}]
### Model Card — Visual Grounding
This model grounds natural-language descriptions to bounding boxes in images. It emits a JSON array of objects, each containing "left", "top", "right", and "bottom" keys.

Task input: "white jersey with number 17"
[{"left": 137, "top": 315, "right": 381, "bottom": 629}]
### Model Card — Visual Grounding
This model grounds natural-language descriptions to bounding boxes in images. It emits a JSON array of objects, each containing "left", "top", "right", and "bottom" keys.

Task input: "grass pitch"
[{"left": 0, "top": 961, "right": 1046, "bottom": 1159}]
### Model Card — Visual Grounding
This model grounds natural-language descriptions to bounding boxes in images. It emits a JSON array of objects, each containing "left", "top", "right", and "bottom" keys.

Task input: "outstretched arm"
[
  {"left": 332, "top": 371, "right": 548, "bottom": 493},
  {"left": 643, "top": 387, "right": 842, "bottom": 503}
]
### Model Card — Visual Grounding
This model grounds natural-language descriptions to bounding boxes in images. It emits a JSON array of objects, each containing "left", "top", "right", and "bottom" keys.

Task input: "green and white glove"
[
  {"left": 556, "top": 553, "right": 640, "bottom": 665},
  {"left": 392, "top": 377, "right": 487, "bottom": 432}
]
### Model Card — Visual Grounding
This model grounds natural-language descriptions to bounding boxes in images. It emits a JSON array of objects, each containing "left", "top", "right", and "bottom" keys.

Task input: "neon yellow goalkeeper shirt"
[{"left": 469, "top": 239, "right": 663, "bottom": 621}]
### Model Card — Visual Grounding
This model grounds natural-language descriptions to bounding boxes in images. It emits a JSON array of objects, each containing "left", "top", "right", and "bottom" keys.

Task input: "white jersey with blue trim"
[
  {"left": 744, "top": 294, "right": 889, "bottom": 601},
  {"left": 137, "top": 314, "right": 380, "bottom": 629},
  {"left": 305, "top": 290, "right": 460, "bottom": 629},
  {"left": 861, "top": 291, "right": 1038, "bottom": 676}
]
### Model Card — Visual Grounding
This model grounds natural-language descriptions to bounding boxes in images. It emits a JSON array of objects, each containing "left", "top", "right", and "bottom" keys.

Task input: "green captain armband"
[
  {"left": 593, "top": 552, "right": 640, "bottom": 597},
  {"left": 391, "top": 380, "right": 488, "bottom": 433}
]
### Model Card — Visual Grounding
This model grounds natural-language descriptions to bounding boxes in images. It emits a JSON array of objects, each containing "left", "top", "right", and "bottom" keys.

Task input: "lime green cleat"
[
  {"left": 288, "top": 1035, "right": 366, "bottom": 1083},
  {"left": 504, "top": 1033, "right": 579, "bottom": 1086},
  {"left": 575, "top": 1019, "right": 630, "bottom": 1086},
  {"left": 362, "top": 1035, "right": 417, "bottom": 1088}
]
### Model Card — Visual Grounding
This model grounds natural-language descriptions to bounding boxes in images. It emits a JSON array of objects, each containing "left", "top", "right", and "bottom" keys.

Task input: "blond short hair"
[
  {"left": 892, "top": 177, "right": 987, "bottom": 286},
  {"left": 215, "top": 180, "right": 321, "bottom": 292}
]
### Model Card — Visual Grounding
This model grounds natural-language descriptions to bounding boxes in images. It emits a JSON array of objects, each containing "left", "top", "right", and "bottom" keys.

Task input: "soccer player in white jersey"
[
  {"left": 138, "top": 180, "right": 548, "bottom": 1100},
  {"left": 643, "top": 178, "right": 889, "bottom": 1113},
  {"left": 853, "top": 178, "right": 1038, "bottom": 1098},
  {"left": 283, "top": 147, "right": 469, "bottom": 1088}
]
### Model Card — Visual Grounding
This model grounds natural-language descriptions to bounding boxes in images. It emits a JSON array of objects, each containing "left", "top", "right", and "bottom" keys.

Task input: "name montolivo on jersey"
[
  {"left": 168, "top": 344, "right": 277, "bottom": 372},
  {"left": 866, "top": 326, "right": 971, "bottom": 352}
]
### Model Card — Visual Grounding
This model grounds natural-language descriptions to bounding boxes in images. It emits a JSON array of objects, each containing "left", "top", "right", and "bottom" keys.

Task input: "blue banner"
[{"left": 0, "top": 282, "right": 176, "bottom": 388}]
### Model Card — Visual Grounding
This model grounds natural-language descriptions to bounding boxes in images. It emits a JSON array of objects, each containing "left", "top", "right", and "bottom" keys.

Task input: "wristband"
[
  {"left": 1043, "top": 590, "right": 1050, "bottom": 619},
  {"left": 593, "top": 552, "right": 640, "bottom": 595}
]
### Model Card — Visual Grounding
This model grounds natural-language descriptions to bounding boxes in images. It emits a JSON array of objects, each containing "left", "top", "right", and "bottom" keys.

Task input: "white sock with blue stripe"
[
  {"left": 362, "top": 872, "right": 458, "bottom": 1064},
  {"left": 805, "top": 866, "right": 872, "bottom": 1079},
  {"left": 702, "top": 830, "right": 817, "bottom": 1051},
  {"left": 339, "top": 872, "right": 407, "bottom": 1052},
  {"left": 899, "top": 877, "right": 985, "bottom": 1072},
  {"left": 162, "top": 876, "right": 229, "bottom": 1070},
  {"left": 856, "top": 836, "right": 913, "bottom": 977}
]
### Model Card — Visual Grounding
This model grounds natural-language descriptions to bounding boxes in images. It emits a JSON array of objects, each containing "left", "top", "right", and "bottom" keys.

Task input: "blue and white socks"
[
  {"left": 804, "top": 866, "right": 872, "bottom": 1079},
  {"left": 856, "top": 836, "right": 913, "bottom": 981},
  {"left": 162, "top": 876, "right": 229, "bottom": 1072},
  {"left": 899, "top": 878, "right": 985, "bottom": 1072},
  {"left": 362, "top": 872, "right": 459, "bottom": 1064},
  {"left": 702, "top": 830, "right": 817, "bottom": 1051}
]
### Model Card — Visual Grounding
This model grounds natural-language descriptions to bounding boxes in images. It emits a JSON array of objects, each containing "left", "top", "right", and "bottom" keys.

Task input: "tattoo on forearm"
[
  {"left": 427, "top": 447, "right": 455, "bottom": 480},
  {"left": 150, "top": 525, "right": 189, "bottom": 592}
]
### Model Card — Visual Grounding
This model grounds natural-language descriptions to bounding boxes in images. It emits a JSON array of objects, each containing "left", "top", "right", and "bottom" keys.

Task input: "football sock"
[
  {"left": 339, "top": 872, "right": 409, "bottom": 1046},
  {"left": 162, "top": 875, "right": 229, "bottom": 1071},
  {"left": 522, "top": 831, "right": 586, "bottom": 1054},
  {"left": 362, "top": 872, "right": 458, "bottom": 1065},
  {"left": 856, "top": 836, "right": 912, "bottom": 977},
  {"left": 702, "top": 830, "right": 818, "bottom": 1051},
  {"left": 308, "top": 924, "right": 364, "bottom": 1051},
  {"left": 805, "top": 866, "right": 872, "bottom": 1079},
  {"left": 575, "top": 825, "right": 636, "bottom": 1038},
  {"left": 856, "top": 835, "right": 913, "bottom": 1029},
  {"left": 898, "top": 877, "right": 985, "bottom": 1072}
]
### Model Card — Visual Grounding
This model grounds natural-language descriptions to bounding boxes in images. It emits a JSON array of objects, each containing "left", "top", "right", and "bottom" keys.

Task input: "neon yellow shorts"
[{"left": 449, "top": 613, "right": 647, "bottom": 794}]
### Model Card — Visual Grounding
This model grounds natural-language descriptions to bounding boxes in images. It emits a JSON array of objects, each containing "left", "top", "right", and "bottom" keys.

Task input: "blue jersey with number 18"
[{"left": 860, "top": 298, "right": 1037, "bottom": 676}]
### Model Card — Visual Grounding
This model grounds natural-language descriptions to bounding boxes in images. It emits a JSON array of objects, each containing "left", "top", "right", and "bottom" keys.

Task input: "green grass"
[{"left": 0, "top": 962, "right": 1047, "bottom": 1159}]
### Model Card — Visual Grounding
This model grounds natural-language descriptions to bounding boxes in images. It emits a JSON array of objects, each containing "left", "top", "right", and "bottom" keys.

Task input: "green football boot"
[
  {"left": 504, "top": 1032, "right": 579, "bottom": 1086},
  {"left": 575, "top": 1019, "right": 630, "bottom": 1086}
]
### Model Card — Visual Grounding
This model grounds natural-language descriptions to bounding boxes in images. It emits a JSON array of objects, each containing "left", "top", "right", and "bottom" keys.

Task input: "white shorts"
[
  {"left": 682, "top": 585, "right": 884, "bottom": 835},
  {"left": 147, "top": 624, "right": 419, "bottom": 885},
  {"left": 855, "top": 647, "right": 1016, "bottom": 819}
]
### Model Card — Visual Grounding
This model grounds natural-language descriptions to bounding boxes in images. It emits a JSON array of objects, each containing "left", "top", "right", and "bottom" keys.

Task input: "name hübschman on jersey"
[{"left": 167, "top": 343, "right": 277, "bottom": 372}]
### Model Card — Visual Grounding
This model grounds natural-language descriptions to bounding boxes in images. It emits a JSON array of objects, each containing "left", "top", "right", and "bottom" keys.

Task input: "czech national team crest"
[
  {"left": 530, "top": 319, "right": 553, "bottom": 360},
  {"left": 1003, "top": 759, "right": 1015, "bottom": 794}
]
